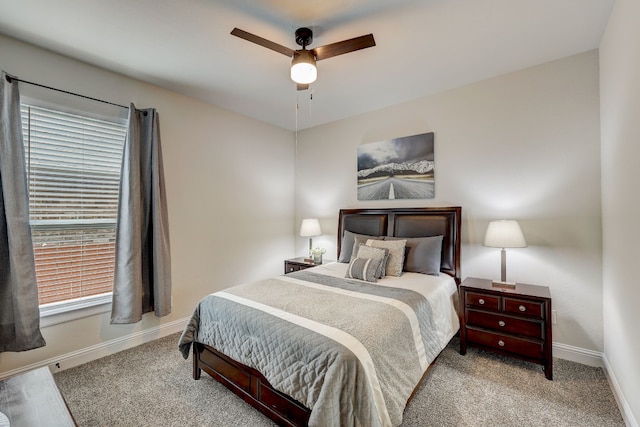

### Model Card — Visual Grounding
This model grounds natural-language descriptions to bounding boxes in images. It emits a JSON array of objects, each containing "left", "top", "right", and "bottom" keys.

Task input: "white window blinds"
[{"left": 21, "top": 104, "right": 127, "bottom": 306}]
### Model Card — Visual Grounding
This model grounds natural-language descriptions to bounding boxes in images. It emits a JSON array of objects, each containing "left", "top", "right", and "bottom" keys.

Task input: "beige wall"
[
  {"left": 296, "top": 51, "right": 603, "bottom": 353},
  {"left": 600, "top": 0, "right": 640, "bottom": 423},
  {"left": 0, "top": 34, "right": 294, "bottom": 374}
]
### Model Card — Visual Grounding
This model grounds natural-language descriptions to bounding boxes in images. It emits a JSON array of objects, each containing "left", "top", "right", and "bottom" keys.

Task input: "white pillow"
[{"left": 366, "top": 239, "right": 407, "bottom": 277}]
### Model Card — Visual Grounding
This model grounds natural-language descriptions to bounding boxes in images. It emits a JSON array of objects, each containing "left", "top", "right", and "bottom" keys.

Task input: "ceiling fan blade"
[
  {"left": 297, "top": 83, "right": 309, "bottom": 91},
  {"left": 230, "top": 28, "right": 295, "bottom": 57},
  {"left": 312, "top": 34, "right": 375, "bottom": 61}
]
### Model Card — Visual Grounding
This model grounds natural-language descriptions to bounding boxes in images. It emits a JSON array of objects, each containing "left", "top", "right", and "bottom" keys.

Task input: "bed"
[{"left": 179, "top": 206, "right": 462, "bottom": 427}]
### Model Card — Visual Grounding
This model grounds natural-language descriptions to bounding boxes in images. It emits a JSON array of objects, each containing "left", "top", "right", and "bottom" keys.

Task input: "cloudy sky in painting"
[{"left": 357, "top": 132, "right": 434, "bottom": 171}]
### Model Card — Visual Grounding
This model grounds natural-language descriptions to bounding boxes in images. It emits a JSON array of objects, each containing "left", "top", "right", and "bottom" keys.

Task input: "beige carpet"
[{"left": 54, "top": 333, "right": 624, "bottom": 426}]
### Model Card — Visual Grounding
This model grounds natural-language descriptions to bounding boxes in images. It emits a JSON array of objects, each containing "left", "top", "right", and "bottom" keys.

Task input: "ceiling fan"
[{"left": 231, "top": 27, "right": 376, "bottom": 91}]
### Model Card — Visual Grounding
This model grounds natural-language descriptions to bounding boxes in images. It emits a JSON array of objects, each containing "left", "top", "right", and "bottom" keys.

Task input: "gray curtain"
[
  {"left": 111, "top": 104, "right": 171, "bottom": 324},
  {"left": 0, "top": 71, "right": 46, "bottom": 352}
]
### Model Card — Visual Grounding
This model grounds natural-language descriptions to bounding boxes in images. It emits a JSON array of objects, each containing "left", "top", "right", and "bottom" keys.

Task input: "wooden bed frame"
[{"left": 192, "top": 207, "right": 462, "bottom": 426}]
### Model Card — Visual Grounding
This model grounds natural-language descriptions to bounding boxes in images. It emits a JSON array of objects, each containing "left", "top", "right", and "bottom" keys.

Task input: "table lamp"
[
  {"left": 483, "top": 219, "right": 527, "bottom": 285},
  {"left": 299, "top": 218, "right": 321, "bottom": 257}
]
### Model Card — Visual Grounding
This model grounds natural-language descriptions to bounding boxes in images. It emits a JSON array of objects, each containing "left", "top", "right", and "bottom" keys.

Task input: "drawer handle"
[
  {"left": 498, "top": 340, "right": 505, "bottom": 347},
  {"left": 498, "top": 320, "right": 506, "bottom": 327},
  {"left": 519, "top": 305, "right": 526, "bottom": 312},
  {"left": 478, "top": 298, "right": 485, "bottom": 305}
]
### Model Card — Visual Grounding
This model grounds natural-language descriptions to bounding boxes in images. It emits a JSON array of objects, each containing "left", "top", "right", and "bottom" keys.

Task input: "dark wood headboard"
[{"left": 337, "top": 207, "right": 462, "bottom": 283}]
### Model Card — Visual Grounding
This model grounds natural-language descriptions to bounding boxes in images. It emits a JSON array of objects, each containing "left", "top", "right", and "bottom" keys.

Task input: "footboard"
[{"left": 193, "top": 342, "right": 311, "bottom": 427}]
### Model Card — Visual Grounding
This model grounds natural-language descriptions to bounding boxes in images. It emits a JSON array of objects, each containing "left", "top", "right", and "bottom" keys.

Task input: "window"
[{"left": 21, "top": 104, "right": 127, "bottom": 310}]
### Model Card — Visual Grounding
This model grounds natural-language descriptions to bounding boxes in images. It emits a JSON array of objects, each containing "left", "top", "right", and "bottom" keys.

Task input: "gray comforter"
[{"left": 179, "top": 270, "right": 445, "bottom": 427}]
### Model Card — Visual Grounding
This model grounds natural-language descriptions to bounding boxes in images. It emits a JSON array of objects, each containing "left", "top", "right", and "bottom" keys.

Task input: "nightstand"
[
  {"left": 284, "top": 257, "right": 320, "bottom": 274},
  {"left": 459, "top": 277, "right": 553, "bottom": 380}
]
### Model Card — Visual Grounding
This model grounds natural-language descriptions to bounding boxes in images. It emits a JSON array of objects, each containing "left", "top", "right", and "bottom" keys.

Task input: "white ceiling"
[{"left": 0, "top": 0, "right": 614, "bottom": 131}]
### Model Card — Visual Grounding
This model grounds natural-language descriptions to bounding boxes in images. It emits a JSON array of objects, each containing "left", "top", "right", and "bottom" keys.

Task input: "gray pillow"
[
  {"left": 355, "top": 244, "right": 389, "bottom": 279},
  {"left": 350, "top": 234, "right": 384, "bottom": 260},
  {"left": 338, "top": 230, "right": 383, "bottom": 262},
  {"left": 366, "top": 239, "right": 407, "bottom": 277},
  {"left": 385, "top": 235, "right": 443, "bottom": 275},
  {"left": 345, "top": 257, "right": 382, "bottom": 282}
]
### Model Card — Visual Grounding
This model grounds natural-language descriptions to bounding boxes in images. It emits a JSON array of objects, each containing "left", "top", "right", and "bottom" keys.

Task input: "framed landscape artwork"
[{"left": 357, "top": 132, "right": 435, "bottom": 200}]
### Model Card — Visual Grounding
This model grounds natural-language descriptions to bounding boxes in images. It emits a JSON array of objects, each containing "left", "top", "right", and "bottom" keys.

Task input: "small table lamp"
[
  {"left": 300, "top": 218, "right": 321, "bottom": 256},
  {"left": 483, "top": 220, "right": 527, "bottom": 285}
]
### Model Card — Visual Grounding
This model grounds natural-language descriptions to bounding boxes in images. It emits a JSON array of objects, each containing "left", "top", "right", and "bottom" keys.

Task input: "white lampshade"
[
  {"left": 300, "top": 218, "right": 321, "bottom": 237},
  {"left": 291, "top": 50, "right": 317, "bottom": 84},
  {"left": 484, "top": 220, "right": 527, "bottom": 248}
]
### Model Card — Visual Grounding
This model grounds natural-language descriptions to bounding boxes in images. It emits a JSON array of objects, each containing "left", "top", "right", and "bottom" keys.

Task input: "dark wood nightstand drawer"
[
  {"left": 467, "top": 327, "right": 544, "bottom": 360},
  {"left": 285, "top": 263, "right": 305, "bottom": 273},
  {"left": 503, "top": 297, "right": 544, "bottom": 318},
  {"left": 459, "top": 277, "right": 553, "bottom": 380},
  {"left": 284, "top": 257, "right": 322, "bottom": 274},
  {"left": 466, "top": 309, "right": 543, "bottom": 339},
  {"left": 466, "top": 292, "right": 500, "bottom": 311}
]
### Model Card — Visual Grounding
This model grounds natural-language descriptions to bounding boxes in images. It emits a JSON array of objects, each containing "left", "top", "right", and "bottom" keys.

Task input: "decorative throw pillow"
[
  {"left": 345, "top": 257, "right": 382, "bottom": 282},
  {"left": 350, "top": 234, "right": 384, "bottom": 261},
  {"left": 385, "top": 235, "right": 443, "bottom": 275},
  {"left": 338, "top": 230, "right": 383, "bottom": 262},
  {"left": 355, "top": 244, "right": 389, "bottom": 279},
  {"left": 366, "top": 239, "right": 407, "bottom": 277}
]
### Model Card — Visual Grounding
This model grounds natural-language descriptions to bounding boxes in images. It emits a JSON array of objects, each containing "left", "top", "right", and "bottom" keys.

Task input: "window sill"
[{"left": 40, "top": 293, "right": 112, "bottom": 328}]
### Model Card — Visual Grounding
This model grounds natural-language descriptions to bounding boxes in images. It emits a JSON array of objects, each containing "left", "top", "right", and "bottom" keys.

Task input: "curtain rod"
[{"left": 5, "top": 74, "right": 129, "bottom": 110}]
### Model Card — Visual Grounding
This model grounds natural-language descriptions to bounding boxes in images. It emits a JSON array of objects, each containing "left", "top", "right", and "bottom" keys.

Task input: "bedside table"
[
  {"left": 284, "top": 257, "right": 320, "bottom": 274},
  {"left": 459, "top": 277, "right": 553, "bottom": 380}
]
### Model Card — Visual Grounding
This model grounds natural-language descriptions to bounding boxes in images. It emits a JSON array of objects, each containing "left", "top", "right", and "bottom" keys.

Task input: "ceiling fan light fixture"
[
  {"left": 231, "top": 27, "right": 375, "bottom": 89},
  {"left": 291, "top": 50, "right": 317, "bottom": 84}
]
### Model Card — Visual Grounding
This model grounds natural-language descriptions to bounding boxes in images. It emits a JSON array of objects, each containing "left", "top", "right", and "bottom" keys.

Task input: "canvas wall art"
[{"left": 357, "top": 132, "right": 435, "bottom": 200}]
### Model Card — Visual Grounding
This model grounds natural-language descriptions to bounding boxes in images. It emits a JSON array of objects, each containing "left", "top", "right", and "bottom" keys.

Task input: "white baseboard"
[
  {"left": 0, "top": 317, "right": 189, "bottom": 380},
  {"left": 553, "top": 341, "right": 604, "bottom": 367},
  {"left": 553, "top": 342, "right": 637, "bottom": 427},
  {"left": 602, "top": 353, "right": 638, "bottom": 427}
]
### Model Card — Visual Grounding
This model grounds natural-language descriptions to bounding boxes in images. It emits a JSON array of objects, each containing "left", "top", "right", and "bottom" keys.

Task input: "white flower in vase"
[{"left": 310, "top": 247, "right": 326, "bottom": 264}]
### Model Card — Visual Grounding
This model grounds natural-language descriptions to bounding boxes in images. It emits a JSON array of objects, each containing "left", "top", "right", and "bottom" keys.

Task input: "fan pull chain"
[
  {"left": 294, "top": 99, "right": 299, "bottom": 158},
  {"left": 308, "top": 90, "right": 314, "bottom": 121}
]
